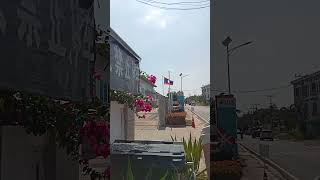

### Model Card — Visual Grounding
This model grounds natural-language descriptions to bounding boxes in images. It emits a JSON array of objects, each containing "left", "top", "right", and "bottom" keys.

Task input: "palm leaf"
[
  {"left": 127, "top": 160, "right": 135, "bottom": 180},
  {"left": 160, "top": 171, "right": 168, "bottom": 180}
]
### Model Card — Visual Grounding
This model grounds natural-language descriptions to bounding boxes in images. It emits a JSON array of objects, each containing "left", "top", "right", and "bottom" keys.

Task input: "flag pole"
[
  {"left": 168, "top": 70, "right": 171, "bottom": 112},
  {"left": 162, "top": 75, "right": 165, "bottom": 96}
]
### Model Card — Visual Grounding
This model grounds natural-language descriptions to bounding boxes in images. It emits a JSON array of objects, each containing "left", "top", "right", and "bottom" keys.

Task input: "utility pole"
[
  {"left": 266, "top": 95, "right": 274, "bottom": 107},
  {"left": 222, "top": 36, "right": 253, "bottom": 95},
  {"left": 168, "top": 71, "right": 171, "bottom": 112},
  {"left": 249, "top": 104, "right": 261, "bottom": 127},
  {"left": 179, "top": 73, "right": 190, "bottom": 92},
  {"left": 266, "top": 95, "right": 275, "bottom": 130}
]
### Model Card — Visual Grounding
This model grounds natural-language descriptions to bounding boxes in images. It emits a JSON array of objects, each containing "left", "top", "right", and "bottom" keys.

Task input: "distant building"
[
  {"left": 140, "top": 75, "right": 157, "bottom": 97},
  {"left": 202, "top": 84, "right": 210, "bottom": 103},
  {"left": 291, "top": 71, "right": 320, "bottom": 137},
  {"left": 139, "top": 74, "right": 157, "bottom": 106}
]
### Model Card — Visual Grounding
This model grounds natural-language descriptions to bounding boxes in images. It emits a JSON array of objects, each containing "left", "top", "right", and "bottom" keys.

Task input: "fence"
[{"left": 158, "top": 96, "right": 169, "bottom": 128}]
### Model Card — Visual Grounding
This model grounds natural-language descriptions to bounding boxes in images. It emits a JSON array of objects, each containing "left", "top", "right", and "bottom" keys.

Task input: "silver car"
[{"left": 260, "top": 130, "right": 273, "bottom": 141}]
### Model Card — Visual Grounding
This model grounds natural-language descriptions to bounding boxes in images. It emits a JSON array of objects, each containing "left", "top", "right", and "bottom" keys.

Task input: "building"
[
  {"left": 291, "top": 71, "right": 320, "bottom": 137},
  {"left": 139, "top": 74, "right": 157, "bottom": 107},
  {"left": 140, "top": 74, "right": 157, "bottom": 99},
  {"left": 109, "top": 27, "right": 141, "bottom": 143},
  {"left": 0, "top": 1, "right": 97, "bottom": 179},
  {"left": 202, "top": 84, "right": 210, "bottom": 103}
]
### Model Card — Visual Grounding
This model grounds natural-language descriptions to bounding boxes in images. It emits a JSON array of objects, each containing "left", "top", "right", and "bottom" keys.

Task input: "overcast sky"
[
  {"left": 111, "top": 0, "right": 210, "bottom": 96},
  {"left": 213, "top": 0, "right": 320, "bottom": 112}
]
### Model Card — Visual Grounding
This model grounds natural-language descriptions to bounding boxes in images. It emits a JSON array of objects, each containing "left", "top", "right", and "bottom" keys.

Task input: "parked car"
[
  {"left": 252, "top": 130, "right": 261, "bottom": 138},
  {"left": 260, "top": 130, "right": 273, "bottom": 141}
]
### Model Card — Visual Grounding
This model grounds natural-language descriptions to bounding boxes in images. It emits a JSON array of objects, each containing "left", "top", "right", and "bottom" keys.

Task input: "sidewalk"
[
  {"left": 239, "top": 145, "right": 285, "bottom": 180},
  {"left": 134, "top": 109, "right": 208, "bottom": 173},
  {"left": 135, "top": 109, "right": 206, "bottom": 141}
]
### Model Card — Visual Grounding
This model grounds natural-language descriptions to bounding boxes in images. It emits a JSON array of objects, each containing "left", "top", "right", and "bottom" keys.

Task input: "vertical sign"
[
  {"left": 109, "top": 33, "right": 140, "bottom": 94},
  {"left": 215, "top": 94, "right": 238, "bottom": 157},
  {"left": 0, "top": 0, "right": 94, "bottom": 102}
]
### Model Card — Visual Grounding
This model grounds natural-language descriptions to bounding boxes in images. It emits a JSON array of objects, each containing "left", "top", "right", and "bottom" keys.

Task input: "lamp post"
[
  {"left": 179, "top": 73, "right": 190, "bottom": 92},
  {"left": 222, "top": 36, "right": 252, "bottom": 94}
]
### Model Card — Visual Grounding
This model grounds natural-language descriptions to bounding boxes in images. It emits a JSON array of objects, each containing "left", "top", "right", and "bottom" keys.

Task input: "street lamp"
[
  {"left": 179, "top": 73, "right": 190, "bottom": 92},
  {"left": 222, "top": 36, "right": 253, "bottom": 94}
]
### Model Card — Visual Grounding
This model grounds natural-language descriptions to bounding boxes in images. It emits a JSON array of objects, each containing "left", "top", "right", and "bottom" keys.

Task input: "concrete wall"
[
  {"left": 158, "top": 96, "right": 168, "bottom": 128},
  {"left": 0, "top": 126, "right": 79, "bottom": 180},
  {"left": 110, "top": 101, "right": 125, "bottom": 143},
  {"left": 125, "top": 106, "right": 135, "bottom": 140},
  {"left": 140, "top": 79, "right": 155, "bottom": 97},
  {"left": 110, "top": 101, "right": 135, "bottom": 143}
]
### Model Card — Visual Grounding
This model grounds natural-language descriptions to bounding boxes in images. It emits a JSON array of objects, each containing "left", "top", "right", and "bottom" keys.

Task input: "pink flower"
[
  {"left": 135, "top": 99, "right": 145, "bottom": 107},
  {"left": 144, "top": 103, "right": 152, "bottom": 112},
  {"left": 147, "top": 75, "right": 157, "bottom": 84},
  {"left": 147, "top": 95, "right": 153, "bottom": 100}
]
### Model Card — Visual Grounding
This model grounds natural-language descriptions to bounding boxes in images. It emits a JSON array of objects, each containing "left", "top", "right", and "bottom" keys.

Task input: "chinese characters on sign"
[
  {"left": 17, "top": 0, "right": 41, "bottom": 48},
  {"left": 0, "top": 0, "right": 94, "bottom": 102},
  {"left": 0, "top": 10, "right": 6, "bottom": 36},
  {"left": 48, "top": 0, "right": 66, "bottom": 56},
  {"left": 110, "top": 36, "right": 140, "bottom": 94}
]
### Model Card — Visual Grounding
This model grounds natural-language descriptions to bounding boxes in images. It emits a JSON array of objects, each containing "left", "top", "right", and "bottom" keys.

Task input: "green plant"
[{"left": 183, "top": 133, "right": 204, "bottom": 174}]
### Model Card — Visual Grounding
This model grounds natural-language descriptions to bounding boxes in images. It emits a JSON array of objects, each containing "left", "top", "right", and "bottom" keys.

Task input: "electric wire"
[
  {"left": 140, "top": 0, "right": 210, "bottom": 5},
  {"left": 135, "top": 0, "right": 210, "bottom": 10}
]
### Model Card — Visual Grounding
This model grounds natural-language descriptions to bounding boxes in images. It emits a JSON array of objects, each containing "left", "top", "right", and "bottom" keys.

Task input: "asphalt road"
[
  {"left": 186, "top": 105, "right": 210, "bottom": 123},
  {"left": 240, "top": 136, "right": 320, "bottom": 180}
]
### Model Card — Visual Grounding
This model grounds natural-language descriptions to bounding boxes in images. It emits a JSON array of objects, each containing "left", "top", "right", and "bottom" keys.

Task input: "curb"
[
  {"left": 239, "top": 143, "right": 299, "bottom": 180},
  {"left": 186, "top": 107, "right": 209, "bottom": 124}
]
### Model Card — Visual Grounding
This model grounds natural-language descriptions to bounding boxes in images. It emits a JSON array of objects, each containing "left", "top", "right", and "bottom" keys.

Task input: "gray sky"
[
  {"left": 111, "top": 0, "right": 210, "bottom": 96},
  {"left": 213, "top": 0, "right": 320, "bottom": 112}
]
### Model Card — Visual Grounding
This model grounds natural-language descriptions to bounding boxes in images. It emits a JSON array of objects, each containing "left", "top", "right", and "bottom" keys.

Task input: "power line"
[
  {"left": 135, "top": 0, "right": 210, "bottom": 10},
  {"left": 211, "top": 84, "right": 292, "bottom": 94},
  {"left": 140, "top": 0, "right": 210, "bottom": 5},
  {"left": 236, "top": 84, "right": 291, "bottom": 94}
]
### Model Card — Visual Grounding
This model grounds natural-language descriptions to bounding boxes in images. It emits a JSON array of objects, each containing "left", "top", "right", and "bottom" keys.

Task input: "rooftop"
[
  {"left": 201, "top": 84, "right": 210, "bottom": 89},
  {"left": 140, "top": 75, "right": 157, "bottom": 87},
  {"left": 109, "top": 27, "right": 141, "bottom": 62},
  {"left": 291, "top": 70, "right": 320, "bottom": 84}
]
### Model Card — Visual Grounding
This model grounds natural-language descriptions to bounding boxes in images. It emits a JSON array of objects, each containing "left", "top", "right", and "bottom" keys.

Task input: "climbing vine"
[
  {"left": 140, "top": 71, "right": 157, "bottom": 85},
  {"left": 0, "top": 89, "right": 110, "bottom": 179},
  {"left": 110, "top": 90, "right": 153, "bottom": 118}
]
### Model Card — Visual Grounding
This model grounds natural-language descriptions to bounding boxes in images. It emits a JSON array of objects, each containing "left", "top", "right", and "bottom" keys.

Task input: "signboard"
[
  {"left": 215, "top": 95, "right": 238, "bottom": 157},
  {"left": 177, "top": 95, "right": 185, "bottom": 111},
  {"left": 109, "top": 35, "right": 140, "bottom": 94},
  {"left": 0, "top": 0, "right": 94, "bottom": 101}
]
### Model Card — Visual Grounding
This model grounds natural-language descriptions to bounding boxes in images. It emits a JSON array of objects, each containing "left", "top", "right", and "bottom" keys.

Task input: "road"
[
  {"left": 240, "top": 136, "right": 320, "bottom": 180},
  {"left": 186, "top": 105, "right": 210, "bottom": 123}
]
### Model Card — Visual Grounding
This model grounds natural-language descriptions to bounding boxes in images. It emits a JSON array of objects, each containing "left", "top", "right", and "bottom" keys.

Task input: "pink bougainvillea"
[
  {"left": 80, "top": 121, "right": 110, "bottom": 158},
  {"left": 147, "top": 75, "right": 157, "bottom": 85},
  {"left": 147, "top": 95, "right": 153, "bottom": 101},
  {"left": 135, "top": 98, "right": 153, "bottom": 113}
]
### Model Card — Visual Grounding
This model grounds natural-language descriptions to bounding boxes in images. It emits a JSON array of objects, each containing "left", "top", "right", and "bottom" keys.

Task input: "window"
[
  {"left": 312, "top": 102, "right": 318, "bottom": 116},
  {"left": 311, "top": 83, "right": 316, "bottom": 95},
  {"left": 294, "top": 87, "right": 300, "bottom": 97},
  {"left": 304, "top": 103, "right": 309, "bottom": 120},
  {"left": 302, "top": 85, "right": 308, "bottom": 97}
]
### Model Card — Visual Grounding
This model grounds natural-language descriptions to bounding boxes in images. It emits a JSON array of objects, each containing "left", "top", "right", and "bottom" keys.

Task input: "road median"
[{"left": 239, "top": 142, "right": 299, "bottom": 180}]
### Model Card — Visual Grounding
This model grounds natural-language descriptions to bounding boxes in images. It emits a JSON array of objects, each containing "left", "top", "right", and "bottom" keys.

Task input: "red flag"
[{"left": 192, "top": 116, "right": 195, "bottom": 128}]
